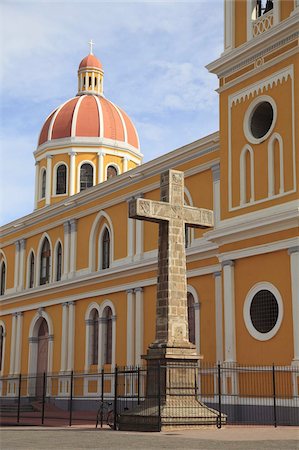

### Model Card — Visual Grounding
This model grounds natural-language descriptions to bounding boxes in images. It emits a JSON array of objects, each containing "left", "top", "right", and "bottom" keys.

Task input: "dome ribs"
[
  {"left": 119, "top": 107, "right": 139, "bottom": 149},
  {"left": 76, "top": 96, "right": 100, "bottom": 137},
  {"left": 52, "top": 98, "right": 79, "bottom": 140},
  {"left": 100, "top": 97, "right": 125, "bottom": 142},
  {"left": 38, "top": 110, "right": 57, "bottom": 146}
]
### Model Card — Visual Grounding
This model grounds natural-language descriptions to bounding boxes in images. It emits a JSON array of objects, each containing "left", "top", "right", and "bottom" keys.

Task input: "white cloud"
[{"left": 0, "top": 1, "right": 223, "bottom": 225}]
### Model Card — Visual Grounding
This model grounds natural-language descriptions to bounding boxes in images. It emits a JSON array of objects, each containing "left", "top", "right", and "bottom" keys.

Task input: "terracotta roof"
[
  {"left": 38, "top": 95, "right": 139, "bottom": 150},
  {"left": 79, "top": 54, "right": 102, "bottom": 70}
]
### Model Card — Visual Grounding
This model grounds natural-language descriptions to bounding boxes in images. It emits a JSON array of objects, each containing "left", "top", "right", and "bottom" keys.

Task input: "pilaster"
[
  {"left": 212, "top": 163, "right": 220, "bottom": 226},
  {"left": 69, "top": 152, "right": 77, "bottom": 195},
  {"left": 14, "top": 312, "right": 23, "bottom": 374},
  {"left": 214, "top": 271, "right": 223, "bottom": 362},
  {"left": 60, "top": 302, "right": 69, "bottom": 372},
  {"left": 134, "top": 287, "right": 143, "bottom": 366},
  {"left": 97, "top": 151, "right": 105, "bottom": 183},
  {"left": 14, "top": 241, "right": 20, "bottom": 292},
  {"left": 126, "top": 289, "right": 135, "bottom": 366},
  {"left": 45, "top": 155, "right": 53, "bottom": 205},
  {"left": 288, "top": 246, "right": 299, "bottom": 363},
  {"left": 62, "top": 221, "right": 70, "bottom": 280},
  {"left": 9, "top": 313, "right": 17, "bottom": 375},
  {"left": 67, "top": 301, "right": 75, "bottom": 371},
  {"left": 18, "top": 239, "right": 26, "bottom": 291},
  {"left": 222, "top": 260, "right": 236, "bottom": 363},
  {"left": 69, "top": 219, "right": 77, "bottom": 277},
  {"left": 34, "top": 161, "right": 40, "bottom": 209}
]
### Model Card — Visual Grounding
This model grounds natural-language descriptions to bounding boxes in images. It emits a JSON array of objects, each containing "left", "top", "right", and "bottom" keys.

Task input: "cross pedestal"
[{"left": 119, "top": 170, "right": 223, "bottom": 430}]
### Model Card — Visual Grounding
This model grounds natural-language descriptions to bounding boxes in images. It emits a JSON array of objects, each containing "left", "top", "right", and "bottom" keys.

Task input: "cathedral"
[{"left": 0, "top": 0, "right": 298, "bottom": 400}]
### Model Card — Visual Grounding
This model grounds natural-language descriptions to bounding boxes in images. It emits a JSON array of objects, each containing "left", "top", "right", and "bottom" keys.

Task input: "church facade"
[{"left": 0, "top": 1, "right": 298, "bottom": 399}]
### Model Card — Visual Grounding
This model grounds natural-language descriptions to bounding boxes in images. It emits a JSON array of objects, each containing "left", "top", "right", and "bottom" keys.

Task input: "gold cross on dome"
[{"left": 88, "top": 39, "right": 94, "bottom": 55}]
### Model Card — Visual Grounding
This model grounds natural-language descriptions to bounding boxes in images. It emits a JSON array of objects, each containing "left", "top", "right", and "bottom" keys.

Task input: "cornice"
[
  {"left": 206, "top": 200, "right": 299, "bottom": 245},
  {"left": 0, "top": 132, "right": 219, "bottom": 238},
  {"left": 206, "top": 14, "right": 299, "bottom": 78}
]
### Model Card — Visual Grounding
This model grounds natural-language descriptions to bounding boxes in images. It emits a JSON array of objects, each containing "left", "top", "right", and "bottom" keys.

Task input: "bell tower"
[{"left": 207, "top": 0, "right": 299, "bottom": 220}]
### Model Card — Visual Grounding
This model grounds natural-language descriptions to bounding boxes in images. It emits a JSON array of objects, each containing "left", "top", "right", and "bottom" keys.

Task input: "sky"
[{"left": 0, "top": 0, "right": 223, "bottom": 226}]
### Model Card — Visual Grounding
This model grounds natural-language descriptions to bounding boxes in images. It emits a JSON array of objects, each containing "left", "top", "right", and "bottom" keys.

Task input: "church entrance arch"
[
  {"left": 28, "top": 311, "right": 54, "bottom": 396},
  {"left": 36, "top": 319, "right": 49, "bottom": 396}
]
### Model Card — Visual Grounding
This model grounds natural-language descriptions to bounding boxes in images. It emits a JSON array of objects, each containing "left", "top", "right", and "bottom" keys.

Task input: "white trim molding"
[{"left": 243, "top": 282, "right": 284, "bottom": 341}]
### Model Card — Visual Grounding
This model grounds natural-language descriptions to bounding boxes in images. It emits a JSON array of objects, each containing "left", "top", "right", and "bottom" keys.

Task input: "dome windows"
[
  {"left": 80, "top": 163, "right": 94, "bottom": 191},
  {"left": 107, "top": 165, "right": 118, "bottom": 180},
  {"left": 243, "top": 96, "right": 277, "bottom": 144},
  {"left": 56, "top": 164, "right": 67, "bottom": 195},
  {"left": 40, "top": 169, "right": 46, "bottom": 199}
]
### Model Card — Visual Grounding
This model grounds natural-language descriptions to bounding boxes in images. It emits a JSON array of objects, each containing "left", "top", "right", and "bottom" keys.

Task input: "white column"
[
  {"left": 223, "top": 0, "right": 234, "bottom": 52},
  {"left": 85, "top": 73, "right": 89, "bottom": 91},
  {"left": 97, "top": 151, "right": 105, "bottom": 183},
  {"left": 134, "top": 287, "right": 143, "bottom": 366},
  {"left": 9, "top": 313, "right": 17, "bottom": 375},
  {"left": 45, "top": 155, "right": 53, "bottom": 205},
  {"left": 123, "top": 156, "right": 129, "bottom": 173},
  {"left": 214, "top": 271, "right": 223, "bottom": 363},
  {"left": 222, "top": 260, "right": 236, "bottom": 363},
  {"left": 69, "top": 219, "right": 77, "bottom": 277},
  {"left": 14, "top": 312, "right": 23, "bottom": 374},
  {"left": 127, "top": 199, "right": 135, "bottom": 261},
  {"left": 14, "top": 241, "right": 20, "bottom": 292},
  {"left": 67, "top": 301, "right": 75, "bottom": 371},
  {"left": 62, "top": 221, "right": 70, "bottom": 280},
  {"left": 69, "top": 152, "right": 77, "bottom": 195},
  {"left": 85, "top": 319, "right": 93, "bottom": 371},
  {"left": 135, "top": 221, "right": 144, "bottom": 260},
  {"left": 34, "top": 161, "right": 40, "bottom": 209},
  {"left": 111, "top": 314, "right": 117, "bottom": 368},
  {"left": 288, "top": 247, "right": 299, "bottom": 364},
  {"left": 126, "top": 289, "right": 135, "bottom": 366},
  {"left": 60, "top": 302, "right": 69, "bottom": 372},
  {"left": 91, "top": 72, "right": 95, "bottom": 91},
  {"left": 194, "top": 302, "right": 200, "bottom": 354},
  {"left": 212, "top": 163, "right": 220, "bottom": 226},
  {"left": 18, "top": 239, "right": 26, "bottom": 291}
]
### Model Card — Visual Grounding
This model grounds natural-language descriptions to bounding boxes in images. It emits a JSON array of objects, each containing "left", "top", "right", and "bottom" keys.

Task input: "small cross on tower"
[
  {"left": 88, "top": 39, "right": 94, "bottom": 55},
  {"left": 129, "top": 169, "right": 214, "bottom": 353}
]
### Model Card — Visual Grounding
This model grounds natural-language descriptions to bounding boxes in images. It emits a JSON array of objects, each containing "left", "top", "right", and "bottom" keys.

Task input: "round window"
[
  {"left": 250, "top": 102, "right": 273, "bottom": 139},
  {"left": 250, "top": 290, "right": 279, "bottom": 333},
  {"left": 243, "top": 96, "right": 277, "bottom": 144},
  {"left": 243, "top": 283, "right": 283, "bottom": 341}
]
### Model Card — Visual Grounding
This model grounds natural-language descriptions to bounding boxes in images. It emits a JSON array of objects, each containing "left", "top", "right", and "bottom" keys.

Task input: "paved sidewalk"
[{"left": 0, "top": 426, "right": 298, "bottom": 450}]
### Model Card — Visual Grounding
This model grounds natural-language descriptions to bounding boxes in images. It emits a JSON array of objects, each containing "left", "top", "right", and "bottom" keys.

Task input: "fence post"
[
  {"left": 272, "top": 364, "right": 277, "bottom": 428},
  {"left": 17, "top": 373, "right": 21, "bottom": 424},
  {"left": 113, "top": 365, "right": 118, "bottom": 430},
  {"left": 137, "top": 366, "right": 140, "bottom": 405},
  {"left": 217, "top": 363, "right": 222, "bottom": 429},
  {"left": 69, "top": 371, "right": 73, "bottom": 427},
  {"left": 157, "top": 361, "right": 161, "bottom": 432},
  {"left": 41, "top": 372, "right": 46, "bottom": 425}
]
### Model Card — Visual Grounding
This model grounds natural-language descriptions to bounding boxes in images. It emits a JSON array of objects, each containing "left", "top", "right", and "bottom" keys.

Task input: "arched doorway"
[{"left": 36, "top": 319, "right": 49, "bottom": 396}]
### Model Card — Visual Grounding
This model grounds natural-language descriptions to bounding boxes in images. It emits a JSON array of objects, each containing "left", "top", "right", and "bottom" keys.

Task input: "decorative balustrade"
[{"left": 252, "top": 10, "right": 274, "bottom": 37}]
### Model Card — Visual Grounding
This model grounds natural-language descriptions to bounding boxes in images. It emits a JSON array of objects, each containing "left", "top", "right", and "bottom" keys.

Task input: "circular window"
[
  {"left": 250, "top": 290, "right": 278, "bottom": 333},
  {"left": 243, "top": 96, "right": 277, "bottom": 144},
  {"left": 250, "top": 102, "right": 273, "bottom": 139},
  {"left": 243, "top": 283, "right": 283, "bottom": 341}
]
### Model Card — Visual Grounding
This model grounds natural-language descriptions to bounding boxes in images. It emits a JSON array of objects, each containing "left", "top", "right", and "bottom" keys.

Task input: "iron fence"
[{"left": 0, "top": 363, "right": 298, "bottom": 429}]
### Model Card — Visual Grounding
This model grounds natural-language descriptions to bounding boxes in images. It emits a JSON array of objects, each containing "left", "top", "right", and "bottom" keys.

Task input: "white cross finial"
[{"left": 88, "top": 39, "right": 94, "bottom": 55}]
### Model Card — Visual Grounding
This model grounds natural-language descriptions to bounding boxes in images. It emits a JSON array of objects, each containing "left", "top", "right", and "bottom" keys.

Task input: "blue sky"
[{"left": 0, "top": 0, "right": 223, "bottom": 225}]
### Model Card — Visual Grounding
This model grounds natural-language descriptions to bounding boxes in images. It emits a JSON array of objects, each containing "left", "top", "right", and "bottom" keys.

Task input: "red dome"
[
  {"left": 38, "top": 95, "right": 140, "bottom": 150},
  {"left": 79, "top": 54, "right": 102, "bottom": 70}
]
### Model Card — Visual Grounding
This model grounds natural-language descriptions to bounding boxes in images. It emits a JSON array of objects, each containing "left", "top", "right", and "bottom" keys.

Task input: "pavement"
[{"left": 0, "top": 425, "right": 298, "bottom": 450}]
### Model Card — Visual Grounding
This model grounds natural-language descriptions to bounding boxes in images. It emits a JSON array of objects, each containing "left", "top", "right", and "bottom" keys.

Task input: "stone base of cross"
[{"left": 118, "top": 170, "right": 223, "bottom": 430}]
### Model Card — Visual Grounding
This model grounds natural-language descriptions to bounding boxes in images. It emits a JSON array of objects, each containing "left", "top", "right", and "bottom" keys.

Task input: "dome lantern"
[{"left": 78, "top": 40, "right": 104, "bottom": 96}]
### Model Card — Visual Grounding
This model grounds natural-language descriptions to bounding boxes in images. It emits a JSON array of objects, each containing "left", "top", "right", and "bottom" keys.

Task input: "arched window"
[
  {"left": 240, "top": 145, "right": 254, "bottom": 205},
  {"left": 40, "top": 238, "right": 51, "bottom": 285},
  {"left": 187, "top": 292, "right": 196, "bottom": 345},
  {"left": 41, "top": 170, "right": 46, "bottom": 199},
  {"left": 101, "top": 228, "right": 110, "bottom": 269},
  {"left": 103, "top": 306, "right": 112, "bottom": 364},
  {"left": 91, "top": 309, "right": 99, "bottom": 365},
  {"left": 107, "top": 165, "right": 118, "bottom": 179},
  {"left": 56, "top": 242, "right": 62, "bottom": 281},
  {"left": 56, "top": 164, "right": 67, "bottom": 195},
  {"left": 29, "top": 252, "right": 35, "bottom": 288},
  {"left": 80, "top": 163, "right": 93, "bottom": 191},
  {"left": 0, "top": 262, "right": 6, "bottom": 296},
  {"left": 0, "top": 325, "right": 4, "bottom": 372}
]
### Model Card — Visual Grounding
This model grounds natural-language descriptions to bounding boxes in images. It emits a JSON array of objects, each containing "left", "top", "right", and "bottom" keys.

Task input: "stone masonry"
[{"left": 119, "top": 169, "right": 222, "bottom": 431}]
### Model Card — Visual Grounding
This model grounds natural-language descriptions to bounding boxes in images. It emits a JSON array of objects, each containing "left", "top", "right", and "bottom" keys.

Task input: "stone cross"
[
  {"left": 129, "top": 169, "right": 214, "bottom": 349},
  {"left": 88, "top": 39, "right": 94, "bottom": 55}
]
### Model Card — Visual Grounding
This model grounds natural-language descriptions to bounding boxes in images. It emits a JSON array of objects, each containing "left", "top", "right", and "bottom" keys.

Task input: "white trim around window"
[
  {"left": 243, "top": 282, "right": 284, "bottom": 341},
  {"left": 77, "top": 160, "right": 96, "bottom": 193},
  {"left": 52, "top": 161, "right": 68, "bottom": 196}
]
